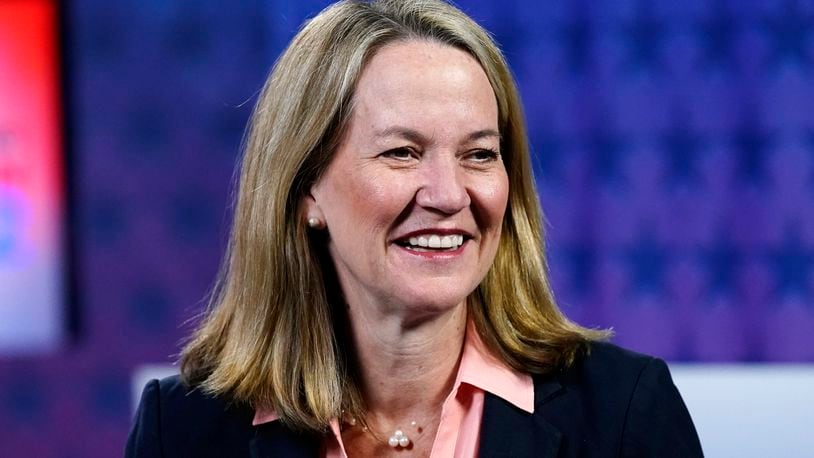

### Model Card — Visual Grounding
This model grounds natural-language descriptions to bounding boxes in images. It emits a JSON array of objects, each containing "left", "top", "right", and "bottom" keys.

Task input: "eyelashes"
[
  {"left": 379, "top": 147, "right": 501, "bottom": 164},
  {"left": 467, "top": 148, "right": 500, "bottom": 162},
  {"left": 380, "top": 147, "right": 417, "bottom": 161}
]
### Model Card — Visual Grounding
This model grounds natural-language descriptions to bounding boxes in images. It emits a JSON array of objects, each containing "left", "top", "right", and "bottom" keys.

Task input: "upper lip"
[{"left": 393, "top": 228, "right": 473, "bottom": 242}]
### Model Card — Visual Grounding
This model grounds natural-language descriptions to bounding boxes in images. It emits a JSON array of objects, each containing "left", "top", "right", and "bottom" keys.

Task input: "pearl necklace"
[
  {"left": 343, "top": 413, "right": 419, "bottom": 449},
  {"left": 388, "top": 428, "right": 411, "bottom": 448}
]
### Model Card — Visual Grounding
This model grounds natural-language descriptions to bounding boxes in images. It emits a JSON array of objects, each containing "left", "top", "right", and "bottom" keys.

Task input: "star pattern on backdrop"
[
  {"left": 586, "top": 124, "right": 629, "bottom": 187},
  {"left": 563, "top": 241, "right": 598, "bottom": 296},
  {"left": 700, "top": 232, "right": 744, "bottom": 297},
  {"left": 561, "top": 8, "right": 594, "bottom": 76},
  {"left": 624, "top": 229, "right": 670, "bottom": 297},
  {"left": 696, "top": 2, "right": 740, "bottom": 73},
  {"left": 807, "top": 129, "right": 814, "bottom": 186},
  {"left": 165, "top": 10, "right": 212, "bottom": 63},
  {"left": 661, "top": 117, "right": 706, "bottom": 189},
  {"left": 761, "top": 0, "right": 814, "bottom": 71},
  {"left": 731, "top": 118, "right": 773, "bottom": 187},
  {"left": 125, "top": 105, "right": 171, "bottom": 158},
  {"left": 531, "top": 128, "right": 565, "bottom": 183},
  {"left": 621, "top": 1, "right": 666, "bottom": 75},
  {"left": 768, "top": 226, "right": 814, "bottom": 300}
]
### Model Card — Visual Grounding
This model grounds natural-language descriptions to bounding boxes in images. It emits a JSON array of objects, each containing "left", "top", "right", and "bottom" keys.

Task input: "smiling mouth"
[{"left": 394, "top": 234, "right": 468, "bottom": 252}]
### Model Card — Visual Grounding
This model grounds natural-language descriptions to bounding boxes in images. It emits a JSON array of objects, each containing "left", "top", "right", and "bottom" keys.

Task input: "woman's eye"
[
  {"left": 381, "top": 147, "right": 416, "bottom": 161},
  {"left": 467, "top": 149, "right": 500, "bottom": 162}
]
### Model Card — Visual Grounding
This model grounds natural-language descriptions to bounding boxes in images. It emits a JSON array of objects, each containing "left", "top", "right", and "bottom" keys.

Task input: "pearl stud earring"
[{"left": 307, "top": 217, "right": 323, "bottom": 229}]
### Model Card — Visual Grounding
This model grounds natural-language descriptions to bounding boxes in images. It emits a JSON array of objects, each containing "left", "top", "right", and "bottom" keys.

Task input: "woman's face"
[{"left": 305, "top": 40, "right": 509, "bottom": 319}]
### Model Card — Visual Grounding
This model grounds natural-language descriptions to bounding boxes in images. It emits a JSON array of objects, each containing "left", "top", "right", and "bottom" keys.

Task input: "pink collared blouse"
[{"left": 253, "top": 322, "right": 534, "bottom": 457}]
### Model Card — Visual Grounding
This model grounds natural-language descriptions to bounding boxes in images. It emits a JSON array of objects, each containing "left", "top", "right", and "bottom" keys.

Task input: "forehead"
[{"left": 349, "top": 40, "right": 499, "bottom": 136}]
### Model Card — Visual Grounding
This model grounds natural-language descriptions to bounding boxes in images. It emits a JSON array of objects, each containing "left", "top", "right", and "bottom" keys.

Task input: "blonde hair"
[{"left": 180, "top": 0, "right": 608, "bottom": 432}]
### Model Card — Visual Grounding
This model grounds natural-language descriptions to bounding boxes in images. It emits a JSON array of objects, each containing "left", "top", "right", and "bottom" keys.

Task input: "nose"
[{"left": 415, "top": 156, "right": 471, "bottom": 214}]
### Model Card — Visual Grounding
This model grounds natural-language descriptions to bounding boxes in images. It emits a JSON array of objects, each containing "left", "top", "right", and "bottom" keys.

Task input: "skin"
[{"left": 303, "top": 40, "right": 509, "bottom": 456}]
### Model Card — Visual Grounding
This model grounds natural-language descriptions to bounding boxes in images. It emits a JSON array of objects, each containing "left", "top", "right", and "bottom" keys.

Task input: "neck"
[{"left": 345, "top": 298, "right": 468, "bottom": 425}]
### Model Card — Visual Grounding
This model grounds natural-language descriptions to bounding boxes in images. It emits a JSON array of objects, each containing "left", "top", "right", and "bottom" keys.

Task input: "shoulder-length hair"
[{"left": 181, "top": 0, "right": 608, "bottom": 432}]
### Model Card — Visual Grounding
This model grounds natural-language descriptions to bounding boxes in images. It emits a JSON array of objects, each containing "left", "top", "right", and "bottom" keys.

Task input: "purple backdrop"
[{"left": 1, "top": 0, "right": 812, "bottom": 455}]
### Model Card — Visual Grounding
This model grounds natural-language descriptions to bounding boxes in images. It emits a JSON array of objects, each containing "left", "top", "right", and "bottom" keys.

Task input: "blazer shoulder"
[
  {"left": 126, "top": 375, "right": 255, "bottom": 458},
  {"left": 153, "top": 374, "right": 236, "bottom": 415},
  {"left": 548, "top": 341, "right": 658, "bottom": 397},
  {"left": 580, "top": 341, "right": 656, "bottom": 375},
  {"left": 545, "top": 341, "right": 658, "bottom": 415},
  {"left": 537, "top": 341, "right": 702, "bottom": 457}
]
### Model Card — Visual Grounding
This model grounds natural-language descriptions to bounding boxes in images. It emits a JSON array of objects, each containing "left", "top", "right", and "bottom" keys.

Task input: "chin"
[{"left": 394, "top": 289, "right": 471, "bottom": 317}]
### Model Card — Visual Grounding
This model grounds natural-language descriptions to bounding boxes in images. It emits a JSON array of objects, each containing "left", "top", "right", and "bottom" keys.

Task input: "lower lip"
[{"left": 395, "top": 240, "right": 468, "bottom": 259}]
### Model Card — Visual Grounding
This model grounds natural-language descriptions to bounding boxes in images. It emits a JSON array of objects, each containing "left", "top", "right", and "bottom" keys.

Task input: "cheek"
[
  {"left": 479, "top": 173, "right": 510, "bottom": 225},
  {"left": 323, "top": 170, "right": 409, "bottom": 233}
]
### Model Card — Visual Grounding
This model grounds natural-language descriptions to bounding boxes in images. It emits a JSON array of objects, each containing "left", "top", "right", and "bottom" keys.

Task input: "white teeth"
[{"left": 402, "top": 233, "right": 465, "bottom": 250}]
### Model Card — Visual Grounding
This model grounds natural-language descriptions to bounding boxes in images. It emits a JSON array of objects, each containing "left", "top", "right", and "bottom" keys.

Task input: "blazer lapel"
[
  {"left": 249, "top": 422, "right": 321, "bottom": 458},
  {"left": 478, "top": 377, "right": 564, "bottom": 458}
]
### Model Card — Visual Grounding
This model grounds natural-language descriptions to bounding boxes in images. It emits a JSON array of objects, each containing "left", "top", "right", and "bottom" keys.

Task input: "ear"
[{"left": 300, "top": 191, "right": 326, "bottom": 229}]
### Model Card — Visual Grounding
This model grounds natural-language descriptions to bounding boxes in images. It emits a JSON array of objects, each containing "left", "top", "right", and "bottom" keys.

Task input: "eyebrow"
[{"left": 373, "top": 126, "right": 501, "bottom": 143}]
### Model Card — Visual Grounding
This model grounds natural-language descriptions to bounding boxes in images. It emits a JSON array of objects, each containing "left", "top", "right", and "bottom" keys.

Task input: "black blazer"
[{"left": 126, "top": 342, "right": 702, "bottom": 457}]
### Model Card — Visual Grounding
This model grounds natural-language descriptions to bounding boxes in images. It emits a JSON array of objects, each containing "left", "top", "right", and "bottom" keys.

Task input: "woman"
[{"left": 127, "top": 0, "right": 702, "bottom": 456}]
